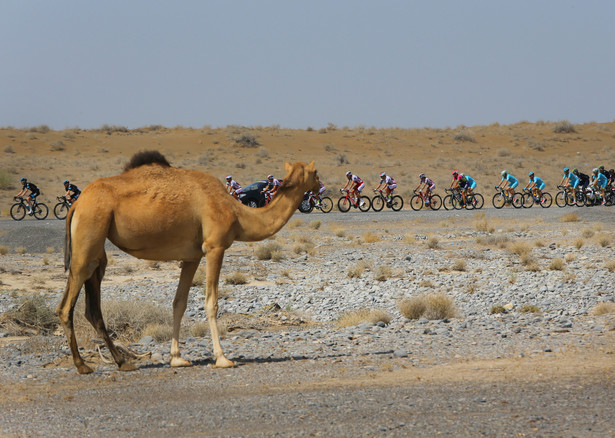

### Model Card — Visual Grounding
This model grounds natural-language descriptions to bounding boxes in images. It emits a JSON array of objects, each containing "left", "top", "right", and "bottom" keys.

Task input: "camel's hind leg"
[
  {"left": 170, "top": 259, "right": 200, "bottom": 367},
  {"left": 83, "top": 251, "right": 137, "bottom": 372}
]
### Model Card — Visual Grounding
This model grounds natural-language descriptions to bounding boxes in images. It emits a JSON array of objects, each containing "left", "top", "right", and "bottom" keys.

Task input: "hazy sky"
[{"left": 1, "top": 1, "right": 614, "bottom": 130}]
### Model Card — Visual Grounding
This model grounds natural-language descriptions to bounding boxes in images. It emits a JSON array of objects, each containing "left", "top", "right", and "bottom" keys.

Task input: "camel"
[{"left": 58, "top": 150, "right": 320, "bottom": 374}]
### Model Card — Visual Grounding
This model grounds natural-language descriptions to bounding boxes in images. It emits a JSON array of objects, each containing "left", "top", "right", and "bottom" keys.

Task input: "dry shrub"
[
  {"left": 231, "top": 132, "right": 259, "bottom": 148},
  {"left": 362, "top": 231, "right": 380, "bottom": 243},
  {"left": 225, "top": 271, "right": 247, "bottom": 285},
  {"left": 453, "top": 129, "right": 476, "bottom": 143},
  {"left": 453, "top": 259, "right": 467, "bottom": 271},
  {"left": 347, "top": 261, "right": 366, "bottom": 279},
  {"left": 15, "top": 246, "right": 26, "bottom": 255},
  {"left": 519, "top": 304, "right": 542, "bottom": 314},
  {"left": 548, "top": 258, "right": 565, "bottom": 271},
  {"left": 560, "top": 213, "right": 579, "bottom": 223},
  {"left": 255, "top": 242, "right": 282, "bottom": 260},
  {"left": 309, "top": 220, "right": 321, "bottom": 230},
  {"left": 490, "top": 305, "right": 507, "bottom": 315},
  {"left": 398, "top": 293, "right": 457, "bottom": 320},
  {"left": 142, "top": 323, "right": 173, "bottom": 342},
  {"left": 582, "top": 229, "right": 595, "bottom": 238},
  {"left": 553, "top": 120, "right": 576, "bottom": 133},
  {"left": 0, "top": 245, "right": 9, "bottom": 255},
  {"left": 575, "top": 238, "right": 584, "bottom": 249},
  {"left": 74, "top": 299, "right": 172, "bottom": 344},
  {"left": 334, "top": 227, "right": 346, "bottom": 238},
  {"left": 604, "top": 260, "right": 615, "bottom": 272},
  {"left": 0, "top": 295, "right": 58, "bottom": 335},
  {"left": 427, "top": 237, "right": 440, "bottom": 249},
  {"left": 564, "top": 253, "right": 576, "bottom": 263},
  {"left": 374, "top": 266, "right": 392, "bottom": 282},
  {"left": 474, "top": 212, "right": 494, "bottom": 233},
  {"left": 596, "top": 234, "right": 610, "bottom": 248},
  {"left": 510, "top": 242, "right": 531, "bottom": 257},
  {"left": 591, "top": 302, "right": 615, "bottom": 316},
  {"left": 335, "top": 308, "right": 391, "bottom": 329}
]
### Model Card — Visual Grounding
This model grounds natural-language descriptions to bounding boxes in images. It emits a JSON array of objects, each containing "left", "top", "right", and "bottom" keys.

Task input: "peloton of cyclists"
[
  {"left": 225, "top": 175, "right": 243, "bottom": 200},
  {"left": 15, "top": 177, "right": 40, "bottom": 215},
  {"left": 498, "top": 170, "right": 518, "bottom": 198},
  {"left": 374, "top": 172, "right": 397, "bottom": 201},
  {"left": 525, "top": 172, "right": 545, "bottom": 200},
  {"left": 415, "top": 173, "right": 436, "bottom": 206},
  {"left": 342, "top": 171, "right": 365, "bottom": 207}
]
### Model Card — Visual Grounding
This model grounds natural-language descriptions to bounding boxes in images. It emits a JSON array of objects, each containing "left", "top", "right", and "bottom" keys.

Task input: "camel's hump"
[{"left": 124, "top": 150, "right": 171, "bottom": 172}]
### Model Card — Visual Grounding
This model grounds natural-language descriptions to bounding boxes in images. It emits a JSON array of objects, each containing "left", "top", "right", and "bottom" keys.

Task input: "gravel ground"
[{"left": 0, "top": 207, "right": 614, "bottom": 436}]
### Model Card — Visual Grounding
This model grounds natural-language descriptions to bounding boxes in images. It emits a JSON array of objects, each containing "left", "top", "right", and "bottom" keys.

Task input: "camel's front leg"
[
  {"left": 205, "top": 247, "right": 234, "bottom": 368},
  {"left": 170, "top": 259, "right": 200, "bottom": 368}
]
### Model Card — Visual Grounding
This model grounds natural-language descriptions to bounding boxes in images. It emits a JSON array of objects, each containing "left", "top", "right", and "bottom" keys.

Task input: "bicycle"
[
  {"left": 371, "top": 189, "right": 403, "bottom": 212},
  {"left": 337, "top": 189, "right": 371, "bottom": 212},
  {"left": 584, "top": 186, "right": 606, "bottom": 207},
  {"left": 492, "top": 187, "right": 522, "bottom": 209},
  {"left": 409, "top": 190, "right": 442, "bottom": 211},
  {"left": 54, "top": 196, "right": 73, "bottom": 220},
  {"left": 10, "top": 196, "right": 49, "bottom": 221},
  {"left": 555, "top": 185, "right": 582, "bottom": 207},
  {"left": 298, "top": 192, "right": 333, "bottom": 213},
  {"left": 465, "top": 191, "right": 484, "bottom": 209},
  {"left": 521, "top": 188, "right": 552, "bottom": 208}
]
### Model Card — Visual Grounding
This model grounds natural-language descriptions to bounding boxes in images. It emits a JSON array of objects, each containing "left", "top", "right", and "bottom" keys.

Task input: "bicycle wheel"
[
  {"left": 539, "top": 192, "right": 552, "bottom": 208},
  {"left": 522, "top": 193, "right": 534, "bottom": 208},
  {"left": 320, "top": 197, "right": 333, "bottom": 213},
  {"left": 452, "top": 196, "right": 463, "bottom": 210},
  {"left": 390, "top": 195, "right": 404, "bottom": 211},
  {"left": 298, "top": 198, "right": 312, "bottom": 213},
  {"left": 409, "top": 195, "right": 423, "bottom": 211},
  {"left": 33, "top": 203, "right": 49, "bottom": 220},
  {"left": 371, "top": 195, "right": 384, "bottom": 212},
  {"left": 337, "top": 196, "right": 351, "bottom": 213},
  {"left": 512, "top": 193, "right": 523, "bottom": 208},
  {"left": 358, "top": 197, "right": 371, "bottom": 212},
  {"left": 10, "top": 203, "right": 26, "bottom": 221},
  {"left": 472, "top": 193, "right": 484, "bottom": 209},
  {"left": 492, "top": 193, "right": 505, "bottom": 209},
  {"left": 554, "top": 191, "right": 567, "bottom": 207},
  {"left": 54, "top": 202, "right": 69, "bottom": 220},
  {"left": 429, "top": 194, "right": 442, "bottom": 210},
  {"left": 574, "top": 191, "right": 586, "bottom": 207}
]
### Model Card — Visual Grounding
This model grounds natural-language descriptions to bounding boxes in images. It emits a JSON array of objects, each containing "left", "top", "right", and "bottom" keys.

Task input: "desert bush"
[
  {"left": 142, "top": 323, "right": 173, "bottom": 342},
  {"left": 4, "top": 145, "right": 15, "bottom": 153},
  {"left": 497, "top": 148, "right": 511, "bottom": 157},
  {"left": 15, "top": 246, "right": 26, "bottom": 255},
  {"left": 347, "top": 261, "right": 366, "bottom": 279},
  {"left": 335, "top": 308, "right": 391, "bottom": 329},
  {"left": 337, "top": 154, "right": 349, "bottom": 165},
  {"left": 560, "top": 213, "right": 579, "bottom": 223},
  {"left": 309, "top": 220, "right": 321, "bottom": 230},
  {"left": 374, "top": 266, "right": 392, "bottom": 282},
  {"left": 582, "top": 229, "right": 595, "bottom": 238},
  {"left": 548, "top": 258, "right": 565, "bottom": 271},
  {"left": 398, "top": 293, "right": 457, "bottom": 320},
  {"left": 604, "top": 260, "right": 615, "bottom": 273},
  {"left": 453, "top": 129, "right": 476, "bottom": 143},
  {"left": 362, "top": 231, "right": 380, "bottom": 243},
  {"left": 427, "top": 237, "right": 440, "bottom": 249},
  {"left": 474, "top": 212, "right": 494, "bottom": 233},
  {"left": 225, "top": 271, "right": 247, "bottom": 285},
  {"left": 553, "top": 120, "right": 576, "bottom": 133},
  {"left": 490, "top": 305, "right": 507, "bottom": 315},
  {"left": 0, "top": 245, "right": 9, "bottom": 255},
  {"left": 596, "top": 234, "right": 610, "bottom": 247},
  {"left": 519, "top": 304, "right": 542, "bottom": 314},
  {"left": 0, "top": 295, "right": 58, "bottom": 335},
  {"left": 255, "top": 242, "right": 282, "bottom": 261},
  {"left": 575, "top": 238, "right": 584, "bottom": 249},
  {"left": 29, "top": 125, "right": 50, "bottom": 133},
  {"left": 509, "top": 242, "right": 531, "bottom": 257},
  {"left": 591, "top": 302, "right": 615, "bottom": 316},
  {"left": 231, "top": 132, "right": 259, "bottom": 148},
  {"left": 50, "top": 141, "right": 65, "bottom": 151},
  {"left": 453, "top": 259, "right": 467, "bottom": 272}
]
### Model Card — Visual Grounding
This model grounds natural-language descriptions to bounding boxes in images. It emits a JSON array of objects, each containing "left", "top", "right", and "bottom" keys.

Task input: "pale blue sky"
[{"left": 1, "top": 1, "right": 614, "bottom": 130}]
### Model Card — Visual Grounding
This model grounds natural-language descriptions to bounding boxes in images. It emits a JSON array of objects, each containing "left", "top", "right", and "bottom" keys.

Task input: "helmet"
[
  {"left": 267, "top": 174, "right": 273, "bottom": 180},
  {"left": 610, "top": 169, "right": 614, "bottom": 174},
  {"left": 592, "top": 168, "right": 598, "bottom": 173},
  {"left": 572, "top": 168, "right": 578, "bottom": 174},
  {"left": 563, "top": 167, "right": 569, "bottom": 173},
  {"left": 379, "top": 172, "right": 386, "bottom": 178},
  {"left": 226, "top": 175, "right": 232, "bottom": 180},
  {"left": 528, "top": 171, "right": 534, "bottom": 177},
  {"left": 345, "top": 171, "right": 352, "bottom": 177},
  {"left": 501, "top": 170, "right": 507, "bottom": 176},
  {"left": 419, "top": 173, "right": 425, "bottom": 179},
  {"left": 599, "top": 165, "right": 605, "bottom": 170},
  {"left": 63, "top": 180, "right": 69, "bottom": 185},
  {"left": 20, "top": 177, "right": 27, "bottom": 182},
  {"left": 452, "top": 170, "right": 458, "bottom": 175}
]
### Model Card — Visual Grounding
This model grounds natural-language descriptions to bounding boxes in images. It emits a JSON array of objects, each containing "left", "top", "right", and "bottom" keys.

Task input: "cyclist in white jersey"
[
  {"left": 261, "top": 174, "right": 282, "bottom": 202},
  {"left": 415, "top": 173, "right": 436, "bottom": 205},
  {"left": 374, "top": 172, "right": 397, "bottom": 200},
  {"left": 225, "top": 175, "right": 243, "bottom": 200},
  {"left": 342, "top": 171, "right": 365, "bottom": 206}
]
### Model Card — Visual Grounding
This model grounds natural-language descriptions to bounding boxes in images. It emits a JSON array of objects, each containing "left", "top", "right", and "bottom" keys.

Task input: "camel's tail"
[{"left": 64, "top": 206, "right": 75, "bottom": 272}]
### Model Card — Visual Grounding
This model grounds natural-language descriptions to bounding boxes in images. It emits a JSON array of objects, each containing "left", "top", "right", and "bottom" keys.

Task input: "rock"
[
  {"left": 393, "top": 350, "right": 409, "bottom": 358},
  {"left": 138, "top": 336, "right": 155, "bottom": 345}
]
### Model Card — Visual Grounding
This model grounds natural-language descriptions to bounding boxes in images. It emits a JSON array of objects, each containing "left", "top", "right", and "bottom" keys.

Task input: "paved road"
[{"left": 0, "top": 205, "right": 612, "bottom": 254}]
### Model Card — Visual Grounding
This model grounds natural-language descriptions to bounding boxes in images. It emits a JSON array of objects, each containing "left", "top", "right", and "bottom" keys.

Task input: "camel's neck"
[{"left": 235, "top": 184, "right": 304, "bottom": 242}]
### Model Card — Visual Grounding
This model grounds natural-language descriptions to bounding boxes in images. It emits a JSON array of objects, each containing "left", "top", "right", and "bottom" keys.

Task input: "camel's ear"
[
  {"left": 307, "top": 161, "right": 315, "bottom": 170},
  {"left": 284, "top": 162, "right": 292, "bottom": 173}
]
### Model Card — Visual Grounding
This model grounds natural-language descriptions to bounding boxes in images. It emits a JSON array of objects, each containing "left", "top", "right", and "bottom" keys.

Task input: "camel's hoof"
[
  {"left": 214, "top": 357, "right": 236, "bottom": 368},
  {"left": 170, "top": 357, "right": 192, "bottom": 368},
  {"left": 77, "top": 364, "right": 94, "bottom": 375},
  {"left": 118, "top": 362, "right": 139, "bottom": 372}
]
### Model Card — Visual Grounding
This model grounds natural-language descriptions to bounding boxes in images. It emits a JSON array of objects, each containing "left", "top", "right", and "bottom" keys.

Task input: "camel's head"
[{"left": 284, "top": 161, "right": 320, "bottom": 193}]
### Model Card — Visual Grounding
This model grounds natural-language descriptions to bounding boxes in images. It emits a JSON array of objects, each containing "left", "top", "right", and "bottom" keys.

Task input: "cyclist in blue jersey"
[
  {"left": 590, "top": 168, "right": 608, "bottom": 205},
  {"left": 498, "top": 170, "right": 518, "bottom": 198},
  {"left": 560, "top": 168, "right": 578, "bottom": 190},
  {"left": 525, "top": 172, "right": 545, "bottom": 199}
]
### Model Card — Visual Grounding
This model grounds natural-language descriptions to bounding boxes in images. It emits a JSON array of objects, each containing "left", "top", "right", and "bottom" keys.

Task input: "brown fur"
[
  {"left": 59, "top": 151, "right": 320, "bottom": 374},
  {"left": 123, "top": 150, "right": 171, "bottom": 172}
]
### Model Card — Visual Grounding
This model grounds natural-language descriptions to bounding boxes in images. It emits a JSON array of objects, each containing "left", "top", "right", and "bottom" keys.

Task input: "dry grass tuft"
[
  {"left": 582, "top": 229, "right": 595, "bottom": 239},
  {"left": 560, "top": 213, "right": 579, "bottom": 223},
  {"left": 0, "top": 295, "right": 58, "bottom": 335},
  {"left": 604, "top": 260, "right": 615, "bottom": 273},
  {"left": 362, "top": 231, "right": 380, "bottom": 243},
  {"left": 596, "top": 234, "right": 611, "bottom": 248},
  {"left": 548, "top": 258, "right": 565, "bottom": 271},
  {"left": 225, "top": 271, "right": 247, "bottom": 285},
  {"left": 374, "top": 266, "right": 392, "bottom": 282},
  {"left": 141, "top": 323, "right": 173, "bottom": 342},
  {"left": 453, "top": 259, "right": 467, "bottom": 271},
  {"left": 427, "top": 236, "right": 440, "bottom": 249},
  {"left": 398, "top": 293, "right": 457, "bottom": 320},
  {"left": 574, "top": 238, "right": 584, "bottom": 249},
  {"left": 519, "top": 304, "right": 542, "bottom": 314},
  {"left": 15, "top": 246, "right": 26, "bottom": 255},
  {"left": 509, "top": 241, "right": 531, "bottom": 257},
  {"left": 347, "top": 261, "right": 366, "bottom": 279},
  {"left": 0, "top": 245, "right": 9, "bottom": 255},
  {"left": 490, "top": 305, "right": 507, "bottom": 315},
  {"left": 309, "top": 220, "right": 322, "bottom": 230},
  {"left": 335, "top": 308, "right": 391, "bottom": 329},
  {"left": 553, "top": 120, "right": 576, "bottom": 133},
  {"left": 474, "top": 212, "right": 494, "bottom": 233},
  {"left": 255, "top": 242, "right": 283, "bottom": 261},
  {"left": 591, "top": 302, "right": 615, "bottom": 316}
]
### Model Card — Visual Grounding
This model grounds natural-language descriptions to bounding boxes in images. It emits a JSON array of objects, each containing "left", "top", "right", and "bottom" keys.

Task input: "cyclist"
[
  {"left": 525, "top": 172, "right": 545, "bottom": 200},
  {"left": 15, "top": 177, "right": 40, "bottom": 215},
  {"left": 225, "top": 175, "right": 243, "bottom": 200},
  {"left": 455, "top": 172, "right": 477, "bottom": 206},
  {"left": 261, "top": 174, "right": 281, "bottom": 203},
  {"left": 415, "top": 173, "right": 436, "bottom": 206},
  {"left": 63, "top": 180, "right": 81, "bottom": 204},
  {"left": 590, "top": 168, "right": 608, "bottom": 205},
  {"left": 342, "top": 171, "right": 365, "bottom": 207},
  {"left": 307, "top": 181, "right": 327, "bottom": 208},
  {"left": 560, "top": 168, "right": 577, "bottom": 189},
  {"left": 609, "top": 169, "right": 615, "bottom": 189},
  {"left": 374, "top": 172, "right": 397, "bottom": 201},
  {"left": 498, "top": 170, "right": 518, "bottom": 198},
  {"left": 573, "top": 168, "right": 590, "bottom": 191}
]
